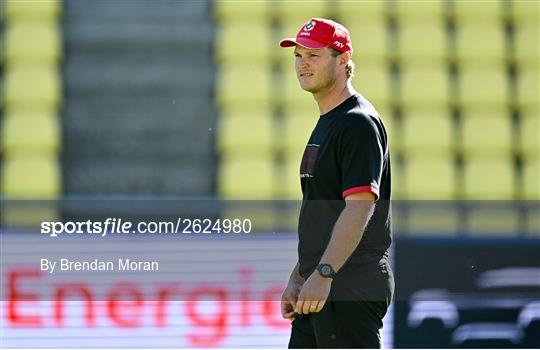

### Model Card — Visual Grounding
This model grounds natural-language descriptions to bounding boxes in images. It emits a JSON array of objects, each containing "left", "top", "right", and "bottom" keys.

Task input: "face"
[{"left": 294, "top": 46, "right": 342, "bottom": 94}]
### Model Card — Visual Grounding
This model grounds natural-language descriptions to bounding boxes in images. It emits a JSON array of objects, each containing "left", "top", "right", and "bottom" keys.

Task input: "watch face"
[{"left": 321, "top": 265, "right": 332, "bottom": 276}]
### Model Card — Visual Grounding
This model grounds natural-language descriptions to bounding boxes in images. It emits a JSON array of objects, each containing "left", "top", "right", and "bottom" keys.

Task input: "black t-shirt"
[{"left": 297, "top": 94, "right": 392, "bottom": 279}]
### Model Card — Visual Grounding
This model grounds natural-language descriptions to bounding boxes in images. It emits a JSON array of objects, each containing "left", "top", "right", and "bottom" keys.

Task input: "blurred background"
[{"left": 0, "top": 0, "right": 539, "bottom": 348}]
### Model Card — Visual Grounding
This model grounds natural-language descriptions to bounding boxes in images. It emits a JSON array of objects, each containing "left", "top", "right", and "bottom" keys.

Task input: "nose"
[{"left": 296, "top": 57, "right": 309, "bottom": 70}]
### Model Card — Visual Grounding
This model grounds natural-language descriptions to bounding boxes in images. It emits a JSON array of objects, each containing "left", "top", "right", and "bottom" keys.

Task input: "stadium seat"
[
  {"left": 394, "top": 1, "right": 446, "bottom": 20},
  {"left": 5, "top": 0, "right": 61, "bottom": 22},
  {"left": 462, "top": 156, "right": 515, "bottom": 199},
  {"left": 391, "top": 160, "right": 406, "bottom": 200},
  {"left": 214, "top": 0, "right": 272, "bottom": 23},
  {"left": 461, "top": 110, "right": 512, "bottom": 156},
  {"left": 513, "top": 20, "right": 539, "bottom": 68},
  {"left": 2, "top": 111, "right": 60, "bottom": 155},
  {"left": 216, "top": 64, "right": 273, "bottom": 108},
  {"left": 512, "top": 0, "right": 539, "bottom": 25},
  {"left": 453, "top": 1, "right": 503, "bottom": 22},
  {"left": 397, "top": 19, "right": 447, "bottom": 64},
  {"left": 455, "top": 22, "right": 506, "bottom": 64},
  {"left": 400, "top": 63, "right": 450, "bottom": 108},
  {"left": 282, "top": 108, "right": 318, "bottom": 157},
  {"left": 217, "top": 109, "right": 275, "bottom": 156},
  {"left": 402, "top": 107, "right": 453, "bottom": 155},
  {"left": 4, "top": 22, "right": 61, "bottom": 67},
  {"left": 215, "top": 23, "right": 273, "bottom": 66},
  {"left": 520, "top": 113, "right": 540, "bottom": 158},
  {"left": 4, "top": 66, "right": 61, "bottom": 112},
  {"left": 336, "top": 1, "right": 388, "bottom": 25},
  {"left": 404, "top": 154, "right": 455, "bottom": 199},
  {"left": 1, "top": 155, "right": 61, "bottom": 198},
  {"left": 282, "top": 155, "right": 303, "bottom": 199},
  {"left": 522, "top": 158, "right": 539, "bottom": 200},
  {"left": 352, "top": 62, "right": 393, "bottom": 107},
  {"left": 273, "top": 2, "right": 329, "bottom": 22},
  {"left": 516, "top": 65, "right": 539, "bottom": 113},
  {"left": 347, "top": 18, "right": 389, "bottom": 62},
  {"left": 467, "top": 206, "right": 520, "bottom": 237},
  {"left": 408, "top": 206, "right": 459, "bottom": 236},
  {"left": 218, "top": 156, "right": 275, "bottom": 199},
  {"left": 525, "top": 208, "right": 539, "bottom": 237},
  {"left": 458, "top": 65, "right": 508, "bottom": 109},
  {"left": 279, "top": 66, "right": 317, "bottom": 109},
  {"left": 376, "top": 104, "right": 400, "bottom": 153}
]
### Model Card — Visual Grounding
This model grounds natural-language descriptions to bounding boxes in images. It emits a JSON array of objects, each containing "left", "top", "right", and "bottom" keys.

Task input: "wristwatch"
[{"left": 316, "top": 263, "right": 336, "bottom": 279}]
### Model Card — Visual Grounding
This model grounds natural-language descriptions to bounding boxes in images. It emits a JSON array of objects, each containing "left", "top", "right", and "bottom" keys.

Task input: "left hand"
[{"left": 295, "top": 272, "right": 332, "bottom": 314}]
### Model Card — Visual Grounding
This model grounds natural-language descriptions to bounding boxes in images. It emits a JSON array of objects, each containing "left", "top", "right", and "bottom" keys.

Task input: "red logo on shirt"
[{"left": 300, "top": 144, "right": 319, "bottom": 178}]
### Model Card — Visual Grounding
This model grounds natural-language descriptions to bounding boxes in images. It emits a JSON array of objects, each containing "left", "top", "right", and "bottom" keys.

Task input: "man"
[{"left": 279, "top": 18, "right": 394, "bottom": 348}]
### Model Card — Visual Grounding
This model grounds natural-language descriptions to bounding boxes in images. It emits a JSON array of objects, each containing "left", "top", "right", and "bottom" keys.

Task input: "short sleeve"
[{"left": 339, "top": 117, "right": 384, "bottom": 200}]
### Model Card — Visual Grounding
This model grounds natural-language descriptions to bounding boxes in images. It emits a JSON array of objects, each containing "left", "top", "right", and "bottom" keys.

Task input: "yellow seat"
[
  {"left": 467, "top": 207, "right": 519, "bottom": 237},
  {"left": 282, "top": 108, "right": 318, "bottom": 157},
  {"left": 455, "top": 22, "right": 506, "bottom": 64},
  {"left": 408, "top": 206, "right": 459, "bottom": 236},
  {"left": 391, "top": 160, "right": 406, "bottom": 199},
  {"left": 402, "top": 107, "right": 453, "bottom": 155},
  {"left": 516, "top": 65, "right": 539, "bottom": 113},
  {"left": 336, "top": 1, "right": 388, "bottom": 25},
  {"left": 5, "top": 0, "right": 60, "bottom": 22},
  {"left": 276, "top": 22, "right": 303, "bottom": 68},
  {"left": 522, "top": 158, "right": 539, "bottom": 200},
  {"left": 394, "top": 1, "right": 446, "bottom": 20},
  {"left": 4, "top": 66, "right": 61, "bottom": 112},
  {"left": 2, "top": 111, "right": 60, "bottom": 155},
  {"left": 1, "top": 155, "right": 61, "bottom": 198},
  {"left": 454, "top": 1, "right": 503, "bottom": 22},
  {"left": 274, "top": 2, "right": 329, "bottom": 22},
  {"left": 525, "top": 208, "right": 539, "bottom": 238},
  {"left": 512, "top": 1, "right": 539, "bottom": 24},
  {"left": 461, "top": 110, "right": 512, "bottom": 155},
  {"left": 352, "top": 62, "right": 393, "bottom": 107},
  {"left": 1, "top": 201, "right": 60, "bottom": 229},
  {"left": 401, "top": 63, "right": 450, "bottom": 107},
  {"left": 279, "top": 66, "right": 316, "bottom": 109},
  {"left": 377, "top": 104, "right": 400, "bottom": 152},
  {"left": 217, "top": 109, "right": 275, "bottom": 156},
  {"left": 216, "top": 23, "right": 273, "bottom": 65},
  {"left": 520, "top": 114, "right": 540, "bottom": 157},
  {"left": 4, "top": 22, "right": 61, "bottom": 67},
  {"left": 216, "top": 64, "right": 273, "bottom": 108},
  {"left": 459, "top": 65, "right": 508, "bottom": 109},
  {"left": 463, "top": 156, "right": 514, "bottom": 199},
  {"left": 514, "top": 21, "right": 539, "bottom": 68},
  {"left": 214, "top": 1, "right": 272, "bottom": 23},
  {"left": 397, "top": 19, "right": 447, "bottom": 64},
  {"left": 347, "top": 18, "right": 389, "bottom": 62},
  {"left": 218, "top": 156, "right": 275, "bottom": 199},
  {"left": 404, "top": 154, "right": 455, "bottom": 199},
  {"left": 281, "top": 156, "right": 303, "bottom": 199}
]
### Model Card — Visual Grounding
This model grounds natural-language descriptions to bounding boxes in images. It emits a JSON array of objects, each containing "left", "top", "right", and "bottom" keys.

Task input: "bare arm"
[
  {"left": 295, "top": 191, "right": 376, "bottom": 314},
  {"left": 288, "top": 261, "right": 305, "bottom": 285},
  {"left": 320, "top": 191, "right": 376, "bottom": 272}
]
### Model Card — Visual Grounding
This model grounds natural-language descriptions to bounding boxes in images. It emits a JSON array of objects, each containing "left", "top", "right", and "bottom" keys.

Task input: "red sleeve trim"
[{"left": 343, "top": 185, "right": 380, "bottom": 200}]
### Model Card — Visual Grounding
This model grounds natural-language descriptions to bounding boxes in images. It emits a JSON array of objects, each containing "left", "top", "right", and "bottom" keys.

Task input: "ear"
[{"left": 340, "top": 52, "right": 351, "bottom": 66}]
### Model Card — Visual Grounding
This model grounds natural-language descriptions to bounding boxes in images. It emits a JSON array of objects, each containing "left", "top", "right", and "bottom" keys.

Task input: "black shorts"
[
  {"left": 288, "top": 301, "right": 389, "bottom": 349},
  {"left": 289, "top": 264, "right": 393, "bottom": 349}
]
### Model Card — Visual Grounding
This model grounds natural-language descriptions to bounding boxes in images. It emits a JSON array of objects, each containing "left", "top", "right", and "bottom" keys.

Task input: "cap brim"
[{"left": 279, "top": 37, "right": 328, "bottom": 49}]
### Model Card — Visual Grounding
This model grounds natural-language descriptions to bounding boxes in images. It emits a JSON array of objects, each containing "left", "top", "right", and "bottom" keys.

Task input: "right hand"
[{"left": 281, "top": 280, "right": 303, "bottom": 320}]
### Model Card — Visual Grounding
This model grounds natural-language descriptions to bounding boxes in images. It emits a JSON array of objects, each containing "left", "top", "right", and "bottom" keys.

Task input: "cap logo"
[
  {"left": 333, "top": 41, "right": 345, "bottom": 48},
  {"left": 304, "top": 20, "right": 316, "bottom": 32}
]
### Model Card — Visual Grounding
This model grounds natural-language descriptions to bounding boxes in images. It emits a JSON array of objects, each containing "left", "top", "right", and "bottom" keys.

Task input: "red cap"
[{"left": 279, "top": 18, "right": 353, "bottom": 54}]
